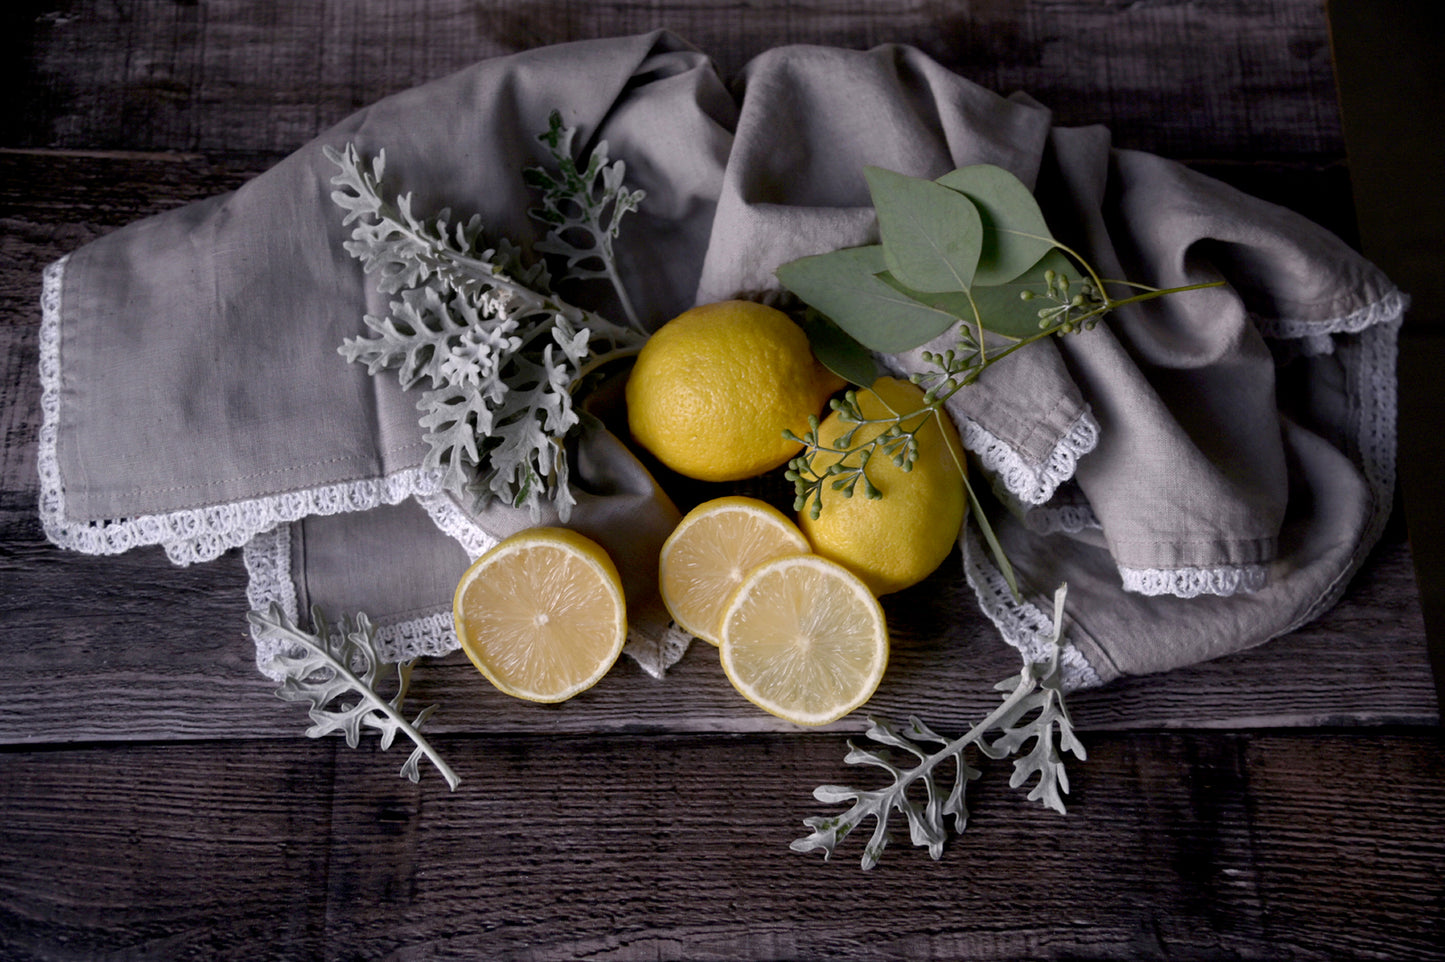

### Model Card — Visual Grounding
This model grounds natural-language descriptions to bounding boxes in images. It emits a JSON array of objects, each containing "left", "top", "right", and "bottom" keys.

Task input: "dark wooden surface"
[{"left": 2, "top": 2, "right": 1443, "bottom": 959}]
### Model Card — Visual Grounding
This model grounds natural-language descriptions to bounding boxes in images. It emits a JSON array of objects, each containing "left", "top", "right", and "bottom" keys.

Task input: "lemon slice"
[
  {"left": 452, "top": 527, "right": 627, "bottom": 703},
  {"left": 718, "top": 554, "right": 888, "bottom": 726},
  {"left": 659, "top": 496, "right": 811, "bottom": 645}
]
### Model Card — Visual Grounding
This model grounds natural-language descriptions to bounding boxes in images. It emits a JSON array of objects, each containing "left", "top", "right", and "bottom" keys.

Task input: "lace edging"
[
  {"left": 1253, "top": 288, "right": 1408, "bottom": 349},
  {"left": 959, "top": 407, "right": 1099, "bottom": 506},
  {"left": 624, "top": 623, "right": 695, "bottom": 680},
  {"left": 38, "top": 257, "right": 449, "bottom": 566},
  {"left": 960, "top": 526, "right": 1102, "bottom": 691},
  {"left": 242, "top": 525, "right": 299, "bottom": 680},
  {"left": 414, "top": 490, "right": 499, "bottom": 561},
  {"left": 1119, "top": 563, "right": 1267, "bottom": 599}
]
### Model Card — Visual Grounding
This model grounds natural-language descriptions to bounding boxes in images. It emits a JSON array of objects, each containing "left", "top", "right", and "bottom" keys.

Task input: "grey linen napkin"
[
  {"left": 697, "top": 44, "right": 1404, "bottom": 687},
  {"left": 38, "top": 34, "right": 1403, "bottom": 689},
  {"left": 39, "top": 30, "right": 735, "bottom": 675}
]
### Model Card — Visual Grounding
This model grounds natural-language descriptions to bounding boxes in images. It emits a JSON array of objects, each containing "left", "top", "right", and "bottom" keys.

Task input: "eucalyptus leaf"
[
  {"left": 966, "top": 248, "right": 1079, "bottom": 338},
  {"left": 874, "top": 272, "right": 977, "bottom": 326},
  {"left": 799, "top": 309, "right": 880, "bottom": 387},
  {"left": 775, "top": 245, "right": 961, "bottom": 352},
  {"left": 864, "top": 166, "right": 983, "bottom": 294},
  {"left": 936, "top": 164, "right": 1056, "bottom": 287}
]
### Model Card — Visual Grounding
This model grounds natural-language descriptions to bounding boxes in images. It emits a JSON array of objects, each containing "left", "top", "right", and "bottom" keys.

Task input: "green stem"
[
  {"left": 568, "top": 344, "right": 642, "bottom": 391},
  {"left": 1104, "top": 279, "right": 1225, "bottom": 309}
]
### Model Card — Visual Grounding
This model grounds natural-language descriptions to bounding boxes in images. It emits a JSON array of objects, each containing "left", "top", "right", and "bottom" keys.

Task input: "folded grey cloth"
[{"left": 38, "top": 32, "right": 1404, "bottom": 688}]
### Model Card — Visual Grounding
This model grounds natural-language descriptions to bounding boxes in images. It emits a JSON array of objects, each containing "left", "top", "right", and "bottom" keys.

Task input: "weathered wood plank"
[
  {"left": 2, "top": 731, "right": 1442, "bottom": 960},
  {"left": 3, "top": 447, "right": 1435, "bottom": 745},
  {"left": 6, "top": 0, "right": 1343, "bottom": 161}
]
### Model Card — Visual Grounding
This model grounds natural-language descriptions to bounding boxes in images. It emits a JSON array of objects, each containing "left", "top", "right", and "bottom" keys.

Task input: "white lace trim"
[
  {"left": 40, "top": 257, "right": 450, "bottom": 566},
  {"left": 374, "top": 611, "right": 459, "bottom": 664},
  {"left": 242, "top": 519, "right": 481, "bottom": 679},
  {"left": 959, "top": 407, "right": 1099, "bottom": 506},
  {"left": 1253, "top": 288, "right": 1408, "bottom": 350},
  {"left": 243, "top": 524, "right": 299, "bottom": 679},
  {"left": 1119, "top": 563, "right": 1268, "bottom": 599},
  {"left": 623, "top": 623, "right": 696, "bottom": 680},
  {"left": 414, "top": 490, "right": 499, "bottom": 561},
  {"left": 960, "top": 526, "right": 1101, "bottom": 691},
  {"left": 1291, "top": 294, "right": 1402, "bottom": 627}
]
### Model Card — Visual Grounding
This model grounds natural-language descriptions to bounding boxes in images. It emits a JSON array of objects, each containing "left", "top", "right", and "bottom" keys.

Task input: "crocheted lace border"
[
  {"left": 960, "top": 526, "right": 1102, "bottom": 692},
  {"left": 959, "top": 407, "right": 1099, "bottom": 507}
]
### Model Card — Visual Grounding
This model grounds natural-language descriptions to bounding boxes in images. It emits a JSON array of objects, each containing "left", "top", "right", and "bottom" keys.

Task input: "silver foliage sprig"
[
  {"left": 525, "top": 109, "right": 647, "bottom": 330},
  {"left": 325, "top": 133, "right": 644, "bottom": 521},
  {"left": 791, "top": 585, "right": 1085, "bottom": 869},
  {"left": 249, "top": 604, "right": 461, "bottom": 790}
]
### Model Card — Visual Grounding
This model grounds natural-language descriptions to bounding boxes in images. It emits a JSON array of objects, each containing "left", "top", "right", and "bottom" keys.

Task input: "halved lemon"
[
  {"left": 659, "top": 496, "right": 811, "bottom": 645},
  {"left": 452, "top": 527, "right": 627, "bottom": 703},
  {"left": 718, "top": 554, "right": 888, "bottom": 726}
]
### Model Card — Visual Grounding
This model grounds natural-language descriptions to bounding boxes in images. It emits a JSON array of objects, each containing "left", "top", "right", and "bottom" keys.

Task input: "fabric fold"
[{"left": 38, "top": 34, "right": 1404, "bottom": 690}]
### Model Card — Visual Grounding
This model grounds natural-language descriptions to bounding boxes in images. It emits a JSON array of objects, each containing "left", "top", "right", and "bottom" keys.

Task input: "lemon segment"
[
  {"left": 659, "top": 496, "right": 811, "bottom": 645},
  {"left": 719, "top": 555, "right": 888, "bottom": 726},
  {"left": 799, "top": 376, "right": 967, "bottom": 595},
  {"left": 625, "top": 300, "right": 845, "bottom": 482},
  {"left": 452, "top": 527, "right": 627, "bottom": 703}
]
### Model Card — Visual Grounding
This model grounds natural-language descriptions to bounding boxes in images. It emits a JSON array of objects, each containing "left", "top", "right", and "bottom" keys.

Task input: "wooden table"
[{"left": 3, "top": 2, "right": 1443, "bottom": 958}]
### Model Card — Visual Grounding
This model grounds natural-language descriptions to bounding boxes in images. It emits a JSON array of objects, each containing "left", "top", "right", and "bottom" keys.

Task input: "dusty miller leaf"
[
  {"left": 525, "top": 109, "right": 646, "bottom": 329},
  {"left": 249, "top": 603, "right": 461, "bottom": 790},
  {"left": 792, "top": 585, "right": 1082, "bottom": 869},
  {"left": 326, "top": 136, "right": 644, "bottom": 521}
]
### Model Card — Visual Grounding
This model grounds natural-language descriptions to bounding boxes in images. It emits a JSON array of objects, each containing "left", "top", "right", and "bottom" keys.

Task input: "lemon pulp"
[{"left": 453, "top": 528, "right": 626, "bottom": 703}]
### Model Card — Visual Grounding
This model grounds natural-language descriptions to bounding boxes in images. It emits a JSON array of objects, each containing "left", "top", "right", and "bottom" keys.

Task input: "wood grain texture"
[
  {"left": 3, "top": 2, "right": 1442, "bottom": 959},
  {"left": 5, "top": 0, "right": 1342, "bottom": 161},
  {"left": 2, "top": 731, "right": 1442, "bottom": 960}
]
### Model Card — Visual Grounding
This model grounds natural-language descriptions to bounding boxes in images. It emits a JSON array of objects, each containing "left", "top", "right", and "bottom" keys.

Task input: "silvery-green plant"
[
  {"left": 250, "top": 604, "right": 460, "bottom": 790},
  {"left": 325, "top": 112, "right": 646, "bottom": 521},
  {"left": 792, "top": 586, "right": 1084, "bottom": 869}
]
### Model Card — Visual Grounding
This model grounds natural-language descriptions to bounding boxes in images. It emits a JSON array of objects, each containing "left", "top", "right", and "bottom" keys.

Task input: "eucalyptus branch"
[{"left": 787, "top": 264, "right": 1222, "bottom": 531}]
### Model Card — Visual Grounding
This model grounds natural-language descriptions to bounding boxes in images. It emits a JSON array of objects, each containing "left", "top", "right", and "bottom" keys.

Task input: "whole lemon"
[
  {"left": 798, "top": 377, "right": 967, "bottom": 595},
  {"left": 626, "top": 301, "right": 844, "bottom": 482}
]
